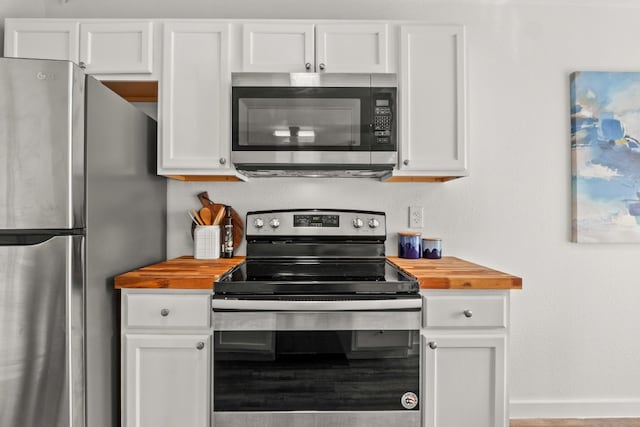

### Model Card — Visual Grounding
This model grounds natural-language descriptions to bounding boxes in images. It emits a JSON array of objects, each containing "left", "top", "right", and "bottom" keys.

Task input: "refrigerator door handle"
[{"left": 0, "top": 234, "right": 56, "bottom": 246}]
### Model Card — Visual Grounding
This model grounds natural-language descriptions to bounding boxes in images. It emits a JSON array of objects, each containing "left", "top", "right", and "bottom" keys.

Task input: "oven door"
[{"left": 212, "top": 300, "right": 421, "bottom": 427}]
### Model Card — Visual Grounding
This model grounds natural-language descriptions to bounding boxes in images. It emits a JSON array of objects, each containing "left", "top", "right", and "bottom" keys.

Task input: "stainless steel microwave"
[{"left": 231, "top": 73, "right": 398, "bottom": 178}]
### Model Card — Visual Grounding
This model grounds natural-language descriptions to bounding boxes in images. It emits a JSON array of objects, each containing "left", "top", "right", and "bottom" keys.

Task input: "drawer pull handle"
[
  {"left": 428, "top": 341, "right": 438, "bottom": 350},
  {"left": 196, "top": 342, "right": 205, "bottom": 350},
  {"left": 160, "top": 308, "right": 170, "bottom": 317},
  {"left": 463, "top": 309, "right": 473, "bottom": 318}
]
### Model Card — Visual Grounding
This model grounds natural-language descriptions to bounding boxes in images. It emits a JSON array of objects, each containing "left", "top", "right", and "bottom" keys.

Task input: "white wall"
[{"left": 3, "top": 0, "right": 640, "bottom": 419}]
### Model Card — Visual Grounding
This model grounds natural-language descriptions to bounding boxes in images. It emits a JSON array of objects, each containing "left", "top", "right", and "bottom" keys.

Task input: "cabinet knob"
[
  {"left": 305, "top": 62, "right": 312, "bottom": 71},
  {"left": 219, "top": 157, "right": 226, "bottom": 165},
  {"left": 160, "top": 308, "right": 170, "bottom": 317},
  {"left": 196, "top": 342, "right": 205, "bottom": 350},
  {"left": 463, "top": 309, "right": 473, "bottom": 318},
  {"left": 78, "top": 61, "right": 87, "bottom": 70},
  {"left": 428, "top": 341, "right": 438, "bottom": 350},
  {"left": 319, "top": 63, "right": 326, "bottom": 71},
  {"left": 403, "top": 159, "right": 410, "bottom": 166}
]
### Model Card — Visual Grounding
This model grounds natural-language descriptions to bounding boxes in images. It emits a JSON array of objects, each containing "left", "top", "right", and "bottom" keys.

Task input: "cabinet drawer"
[
  {"left": 124, "top": 292, "right": 210, "bottom": 329},
  {"left": 423, "top": 294, "right": 506, "bottom": 328}
]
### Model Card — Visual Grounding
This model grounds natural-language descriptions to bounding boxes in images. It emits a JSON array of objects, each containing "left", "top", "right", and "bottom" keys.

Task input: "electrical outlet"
[{"left": 409, "top": 206, "right": 424, "bottom": 228}]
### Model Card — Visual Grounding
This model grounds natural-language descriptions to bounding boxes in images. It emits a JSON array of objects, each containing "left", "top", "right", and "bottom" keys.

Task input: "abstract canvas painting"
[{"left": 571, "top": 71, "right": 640, "bottom": 242}]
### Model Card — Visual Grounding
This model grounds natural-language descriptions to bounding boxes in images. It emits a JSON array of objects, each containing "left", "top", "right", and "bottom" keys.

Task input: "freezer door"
[
  {"left": 0, "top": 234, "right": 84, "bottom": 427},
  {"left": 0, "top": 58, "right": 85, "bottom": 230}
]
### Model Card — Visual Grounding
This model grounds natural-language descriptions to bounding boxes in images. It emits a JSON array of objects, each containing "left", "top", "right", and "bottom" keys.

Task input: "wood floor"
[{"left": 511, "top": 419, "right": 640, "bottom": 426}]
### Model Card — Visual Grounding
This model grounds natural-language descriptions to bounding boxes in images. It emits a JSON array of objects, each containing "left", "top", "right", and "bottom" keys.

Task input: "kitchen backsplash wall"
[{"left": 167, "top": 179, "right": 461, "bottom": 259}]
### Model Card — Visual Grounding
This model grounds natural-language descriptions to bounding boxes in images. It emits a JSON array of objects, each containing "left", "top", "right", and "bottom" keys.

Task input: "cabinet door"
[
  {"left": 316, "top": 23, "right": 388, "bottom": 73},
  {"left": 123, "top": 334, "right": 210, "bottom": 427},
  {"left": 422, "top": 335, "right": 507, "bottom": 427},
  {"left": 242, "top": 23, "right": 314, "bottom": 72},
  {"left": 79, "top": 22, "right": 153, "bottom": 74},
  {"left": 159, "top": 22, "right": 232, "bottom": 174},
  {"left": 398, "top": 25, "right": 467, "bottom": 176},
  {"left": 4, "top": 19, "right": 79, "bottom": 62}
]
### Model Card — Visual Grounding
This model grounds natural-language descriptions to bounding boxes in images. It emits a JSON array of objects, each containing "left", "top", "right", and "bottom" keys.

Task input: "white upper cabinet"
[
  {"left": 394, "top": 24, "right": 467, "bottom": 180},
  {"left": 4, "top": 20, "right": 79, "bottom": 62},
  {"left": 79, "top": 22, "right": 153, "bottom": 74},
  {"left": 5, "top": 19, "right": 468, "bottom": 180},
  {"left": 241, "top": 22, "right": 389, "bottom": 73},
  {"left": 159, "top": 21, "right": 236, "bottom": 177},
  {"left": 4, "top": 19, "right": 155, "bottom": 78},
  {"left": 242, "top": 23, "right": 314, "bottom": 72},
  {"left": 316, "top": 23, "right": 388, "bottom": 73}
]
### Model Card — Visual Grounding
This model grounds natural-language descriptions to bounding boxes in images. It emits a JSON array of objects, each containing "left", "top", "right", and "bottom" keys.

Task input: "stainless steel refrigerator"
[{"left": 0, "top": 58, "right": 166, "bottom": 427}]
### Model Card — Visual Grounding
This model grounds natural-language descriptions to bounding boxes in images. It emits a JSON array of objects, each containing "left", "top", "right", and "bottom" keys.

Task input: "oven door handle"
[{"left": 211, "top": 298, "right": 422, "bottom": 311}]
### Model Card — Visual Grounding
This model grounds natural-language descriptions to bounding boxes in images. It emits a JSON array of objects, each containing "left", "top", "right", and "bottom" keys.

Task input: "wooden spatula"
[{"left": 199, "top": 207, "right": 212, "bottom": 225}]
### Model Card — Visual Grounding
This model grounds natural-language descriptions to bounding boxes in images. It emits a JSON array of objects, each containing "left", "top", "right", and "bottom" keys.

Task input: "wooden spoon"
[
  {"left": 199, "top": 207, "right": 212, "bottom": 225},
  {"left": 212, "top": 205, "right": 226, "bottom": 225}
]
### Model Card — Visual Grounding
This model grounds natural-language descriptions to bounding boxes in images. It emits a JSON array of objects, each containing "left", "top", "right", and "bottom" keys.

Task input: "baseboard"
[{"left": 510, "top": 399, "right": 640, "bottom": 419}]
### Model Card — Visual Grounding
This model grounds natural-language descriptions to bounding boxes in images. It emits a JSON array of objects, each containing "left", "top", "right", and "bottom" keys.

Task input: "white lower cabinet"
[
  {"left": 120, "top": 288, "right": 509, "bottom": 427},
  {"left": 421, "top": 291, "right": 509, "bottom": 427},
  {"left": 121, "top": 290, "right": 212, "bottom": 427},
  {"left": 123, "top": 334, "right": 210, "bottom": 427}
]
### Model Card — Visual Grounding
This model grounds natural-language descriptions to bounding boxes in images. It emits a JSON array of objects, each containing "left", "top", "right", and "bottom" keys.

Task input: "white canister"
[{"left": 193, "top": 225, "right": 221, "bottom": 259}]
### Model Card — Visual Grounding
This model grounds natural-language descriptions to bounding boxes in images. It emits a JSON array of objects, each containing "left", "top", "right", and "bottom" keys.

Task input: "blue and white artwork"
[{"left": 571, "top": 71, "right": 640, "bottom": 242}]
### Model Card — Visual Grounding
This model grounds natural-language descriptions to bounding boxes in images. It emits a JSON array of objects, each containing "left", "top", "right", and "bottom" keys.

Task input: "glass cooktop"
[{"left": 214, "top": 259, "right": 419, "bottom": 295}]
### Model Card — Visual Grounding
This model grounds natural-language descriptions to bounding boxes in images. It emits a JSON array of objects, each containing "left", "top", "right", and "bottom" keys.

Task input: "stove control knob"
[
  {"left": 269, "top": 218, "right": 280, "bottom": 229},
  {"left": 368, "top": 218, "right": 380, "bottom": 228},
  {"left": 352, "top": 218, "right": 364, "bottom": 228},
  {"left": 253, "top": 218, "right": 264, "bottom": 229}
]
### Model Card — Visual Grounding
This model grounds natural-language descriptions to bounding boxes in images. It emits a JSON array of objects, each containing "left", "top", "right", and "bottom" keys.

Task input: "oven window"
[
  {"left": 237, "top": 98, "right": 361, "bottom": 148},
  {"left": 214, "top": 330, "right": 420, "bottom": 412}
]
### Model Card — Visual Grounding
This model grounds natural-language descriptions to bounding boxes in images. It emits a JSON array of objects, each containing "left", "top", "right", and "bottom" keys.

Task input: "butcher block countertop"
[
  {"left": 114, "top": 256, "right": 245, "bottom": 289},
  {"left": 387, "top": 256, "right": 522, "bottom": 290},
  {"left": 115, "top": 255, "right": 521, "bottom": 290}
]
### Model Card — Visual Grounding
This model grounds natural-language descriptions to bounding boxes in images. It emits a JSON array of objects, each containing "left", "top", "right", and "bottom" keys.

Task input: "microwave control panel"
[{"left": 372, "top": 89, "right": 396, "bottom": 146}]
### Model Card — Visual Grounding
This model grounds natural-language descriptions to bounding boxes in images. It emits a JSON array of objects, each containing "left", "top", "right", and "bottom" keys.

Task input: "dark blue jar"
[
  {"left": 398, "top": 232, "right": 422, "bottom": 259},
  {"left": 422, "top": 238, "right": 442, "bottom": 259}
]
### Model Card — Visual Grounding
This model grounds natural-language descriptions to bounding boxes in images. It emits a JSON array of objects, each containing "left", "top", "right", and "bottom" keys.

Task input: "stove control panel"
[{"left": 246, "top": 209, "right": 386, "bottom": 237}]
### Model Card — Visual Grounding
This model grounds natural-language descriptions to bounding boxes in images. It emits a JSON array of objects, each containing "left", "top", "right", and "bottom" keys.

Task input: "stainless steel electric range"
[{"left": 212, "top": 209, "right": 421, "bottom": 427}]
